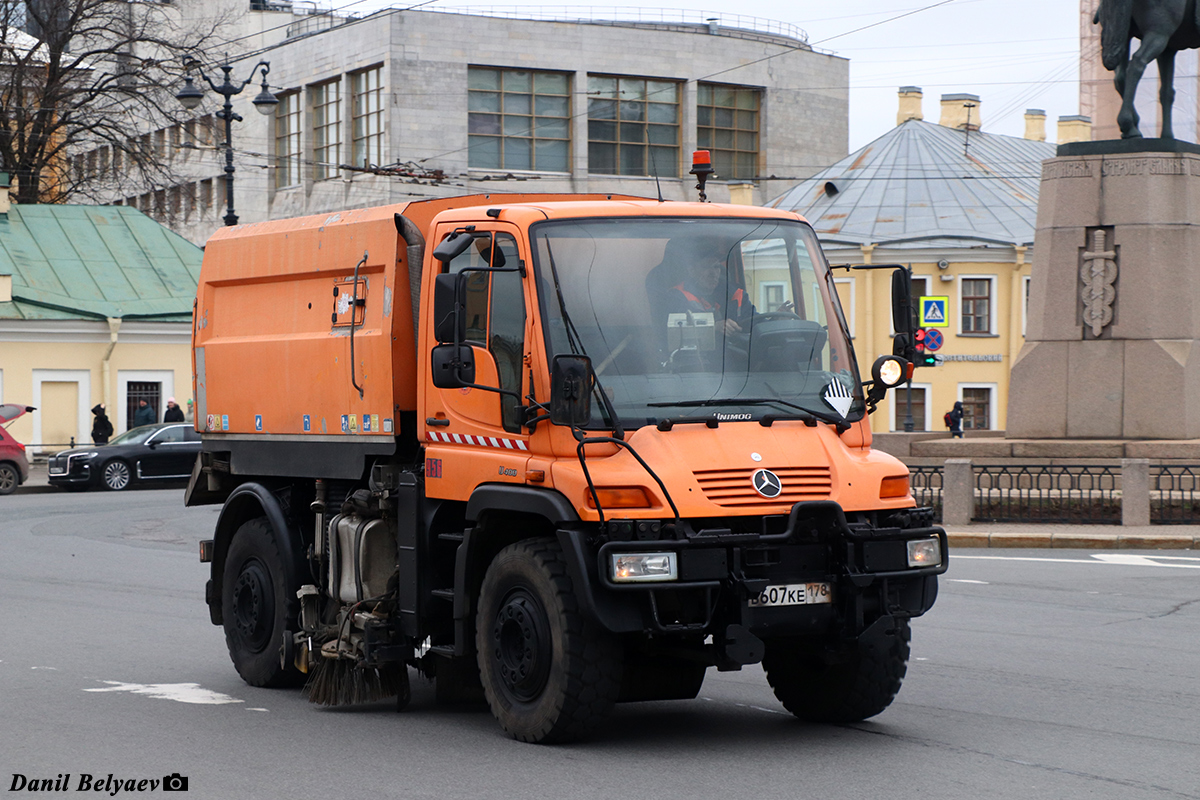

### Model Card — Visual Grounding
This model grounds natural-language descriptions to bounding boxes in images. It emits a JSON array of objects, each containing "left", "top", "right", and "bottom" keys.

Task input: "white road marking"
[
  {"left": 31, "top": 666, "right": 58, "bottom": 670},
  {"left": 246, "top": 708, "right": 269, "bottom": 712},
  {"left": 949, "top": 578, "right": 990, "bottom": 584},
  {"left": 954, "top": 554, "right": 1200, "bottom": 569},
  {"left": 85, "top": 681, "right": 244, "bottom": 705}
]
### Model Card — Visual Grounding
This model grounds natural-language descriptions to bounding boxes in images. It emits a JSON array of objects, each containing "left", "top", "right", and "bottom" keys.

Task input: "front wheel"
[
  {"left": 221, "top": 517, "right": 303, "bottom": 687},
  {"left": 763, "top": 618, "right": 910, "bottom": 723},
  {"left": 476, "top": 538, "right": 622, "bottom": 743},
  {"left": 101, "top": 459, "right": 131, "bottom": 491}
]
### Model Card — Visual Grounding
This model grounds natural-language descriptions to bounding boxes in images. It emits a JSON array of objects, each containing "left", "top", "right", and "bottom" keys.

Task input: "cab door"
[{"left": 423, "top": 224, "right": 531, "bottom": 499}]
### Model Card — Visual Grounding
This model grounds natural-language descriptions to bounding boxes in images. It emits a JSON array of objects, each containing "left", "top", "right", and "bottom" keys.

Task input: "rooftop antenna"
[
  {"left": 963, "top": 102, "right": 976, "bottom": 156},
  {"left": 690, "top": 150, "right": 714, "bottom": 202},
  {"left": 649, "top": 143, "right": 665, "bottom": 203}
]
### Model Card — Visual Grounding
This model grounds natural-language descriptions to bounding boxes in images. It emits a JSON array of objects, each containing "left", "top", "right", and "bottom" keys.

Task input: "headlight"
[
  {"left": 77, "top": 452, "right": 100, "bottom": 460},
  {"left": 611, "top": 552, "right": 677, "bottom": 582},
  {"left": 906, "top": 537, "right": 942, "bottom": 568}
]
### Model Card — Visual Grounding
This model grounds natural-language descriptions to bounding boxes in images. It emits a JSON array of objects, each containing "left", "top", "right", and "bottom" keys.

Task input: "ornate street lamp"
[{"left": 176, "top": 58, "right": 278, "bottom": 226}]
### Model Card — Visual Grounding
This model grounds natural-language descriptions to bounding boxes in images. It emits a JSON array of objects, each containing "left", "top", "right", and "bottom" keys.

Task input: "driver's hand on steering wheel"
[
  {"left": 777, "top": 300, "right": 795, "bottom": 313},
  {"left": 722, "top": 318, "right": 743, "bottom": 334}
]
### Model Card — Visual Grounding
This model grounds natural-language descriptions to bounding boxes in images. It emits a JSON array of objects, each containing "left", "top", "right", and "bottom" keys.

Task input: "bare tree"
[{"left": 0, "top": 0, "right": 231, "bottom": 204}]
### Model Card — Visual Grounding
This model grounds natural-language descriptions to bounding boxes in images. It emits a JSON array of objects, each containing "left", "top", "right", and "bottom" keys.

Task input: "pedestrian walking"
[
  {"left": 91, "top": 404, "right": 113, "bottom": 445},
  {"left": 133, "top": 399, "right": 156, "bottom": 427},
  {"left": 945, "top": 400, "right": 964, "bottom": 439},
  {"left": 163, "top": 397, "right": 185, "bottom": 422}
]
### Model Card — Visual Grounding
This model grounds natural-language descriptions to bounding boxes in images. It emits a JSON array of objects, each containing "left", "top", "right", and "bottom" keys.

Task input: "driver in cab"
[{"left": 665, "top": 254, "right": 753, "bottom": 335}]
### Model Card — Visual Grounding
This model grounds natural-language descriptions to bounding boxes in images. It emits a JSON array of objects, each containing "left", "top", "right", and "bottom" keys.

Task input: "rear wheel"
[
  {"left": 476, "top": 537, "right": 622, "bottom": 743},
  {"left": 222, "top": 517, "right": 303, "bottom": 687},
  {"left": 763, "top": 618, "right": 910, "bottom": 723},
  {"left": 0, "top": 463, "right": 18, "bottom": 495},
  {"left": 101, "top": 459, "right": 131, "bottom": 491}
]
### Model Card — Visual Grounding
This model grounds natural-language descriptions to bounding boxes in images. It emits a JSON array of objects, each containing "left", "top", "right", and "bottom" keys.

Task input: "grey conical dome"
[{"left": 769, "top": 119, "right": 1056, "bottom": 249}]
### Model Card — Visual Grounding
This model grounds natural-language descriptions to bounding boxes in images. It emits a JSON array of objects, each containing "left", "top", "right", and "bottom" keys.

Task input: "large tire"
[
  {"left": 0, "top": 463, "right": 18, "bottom": 495},
  {"left": 221, "top": 517, "right": 304, "bottom": 688},
  {"left": 763, "top": 618, "right": 911, "bottom": 723},
  {"left": 476, "top": 537, "right": 622, "bottom": 743},
  {"left": 101, "top": 459, "right": 131, "bottom": 491}
]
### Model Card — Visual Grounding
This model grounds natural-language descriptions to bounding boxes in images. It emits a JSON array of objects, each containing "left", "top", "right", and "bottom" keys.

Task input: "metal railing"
[
  {"left": 909, "top": 466, "right": 943, "bottom": 522},
  {"left": 427, "top": 6, "right": 809, "bottom": 43},
  {"left": 1151, "top": 465, "right": 1200, "bottom": 524},
  {"left": 973, "top": 464, "right": 1121, "bottom": 525}
]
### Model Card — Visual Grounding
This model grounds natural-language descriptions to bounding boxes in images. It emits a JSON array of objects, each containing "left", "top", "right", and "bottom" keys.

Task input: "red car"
[{"left": 0, "top": 404, "right": 35, "bottom": 495}]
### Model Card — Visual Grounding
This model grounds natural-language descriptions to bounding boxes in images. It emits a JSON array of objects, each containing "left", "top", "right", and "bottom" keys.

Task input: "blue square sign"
[{"left": 919, "top": 296, "right": 948, "bottom": 328}]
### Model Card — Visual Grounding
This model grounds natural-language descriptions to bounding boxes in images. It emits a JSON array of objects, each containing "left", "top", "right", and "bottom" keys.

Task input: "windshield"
[
  {"left": 108, "top": 426, "right": 159, "bottom": 446},
  {"left": 532, "top": 217, "right": 862, "bottom": 429}
]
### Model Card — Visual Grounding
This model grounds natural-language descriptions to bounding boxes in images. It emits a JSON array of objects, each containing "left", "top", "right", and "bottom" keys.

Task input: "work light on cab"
[
  {"left": 872, "top": 355, "right": 910, "bottom": 388},
  {"left": 611, "top": 552, "right": 678, "bottom": 583}
]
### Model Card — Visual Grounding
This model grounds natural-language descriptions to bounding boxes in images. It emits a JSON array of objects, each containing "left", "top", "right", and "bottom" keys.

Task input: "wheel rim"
[
  {"left": 231, "top": 558, "right": 274, "bottom": 653},
  {"left": 0, "top": 466, "right": 15, "bottom": 492},
  {"left": 492, "top": 589, "right": 552, "bottom": 703},
  {"left": 103, "top": 461, "right": 129, "bottom": 490}
]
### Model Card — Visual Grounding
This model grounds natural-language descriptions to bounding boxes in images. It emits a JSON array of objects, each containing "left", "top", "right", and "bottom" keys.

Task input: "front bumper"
[
  {"left": 566, "top": 501, "right": 946, "bottom": 655},
  {"left": 47, "top": 454, "right": 99, "bottom": 486}
]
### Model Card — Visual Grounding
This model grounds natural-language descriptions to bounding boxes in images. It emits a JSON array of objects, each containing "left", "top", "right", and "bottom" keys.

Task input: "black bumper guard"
[{"left": 596, "top": 500, "right": 948, "bottom": 593}]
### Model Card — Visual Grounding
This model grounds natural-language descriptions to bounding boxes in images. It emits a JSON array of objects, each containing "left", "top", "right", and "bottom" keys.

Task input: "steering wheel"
[{"left": 754, "top": 310, "right": 805, "bottom": 323}]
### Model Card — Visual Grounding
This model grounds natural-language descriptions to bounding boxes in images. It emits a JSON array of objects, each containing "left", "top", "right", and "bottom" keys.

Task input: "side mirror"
[
  {"left": 432, "top": 230, "right": 475, "bottom": 263},
  {"left": 147, "top": 440, "right": 158, "bottom": 449},
  {"left": 432, "top": 273, "right": 465, "bottom": 343},
  {"left": 549, "top": 354, "right": 593, "bottom": 427},
  {"left": 890, "top": 266, "right": 916, "bottom": 362},
  {"left": 430, "top": 344, "right": 476, "bottom": 389}
]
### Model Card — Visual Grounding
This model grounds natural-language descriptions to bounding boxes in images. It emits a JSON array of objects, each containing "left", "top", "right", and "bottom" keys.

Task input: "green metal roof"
[{"left": 0, "top": 204, "right": 200, "bottom": 321}]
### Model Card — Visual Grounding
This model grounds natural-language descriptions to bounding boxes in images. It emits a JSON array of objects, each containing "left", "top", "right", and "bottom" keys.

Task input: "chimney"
[
  {"left": 940, "top": 93, "right": 981, "bottom": 131},
  {"left": 1024, "top": 109, "right": 1047, "bottom": 142},
  {"left": 1057, "top": 115, "right": 1092, "bottom": 144},
  {"left": 0, "top": 172, "right": 9, "bottom": 216},
  {"left": 897, "top": 86, "right": 924, "bottom": 125}
]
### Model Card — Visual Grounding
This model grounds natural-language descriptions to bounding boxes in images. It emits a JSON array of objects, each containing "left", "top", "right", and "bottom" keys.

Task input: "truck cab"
[{"left": 191, "top": 195, "right": 945, "bottom": 743}]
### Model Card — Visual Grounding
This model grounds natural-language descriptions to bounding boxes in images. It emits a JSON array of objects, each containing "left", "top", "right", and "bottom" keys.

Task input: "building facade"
[
  {"left": 0, "top": 178, "right": 199, "bottom": 452},
  {"left": 73, "top": 2, "right": 850, "bottom": 245},
  {"left": 770, "top": 90, "right": 1058, "bottom": 434}
]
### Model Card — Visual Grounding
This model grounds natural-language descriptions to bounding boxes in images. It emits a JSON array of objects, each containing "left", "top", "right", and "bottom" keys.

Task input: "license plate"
[{"left": 747, "top": 582, "right": 833, "bottom": 608}]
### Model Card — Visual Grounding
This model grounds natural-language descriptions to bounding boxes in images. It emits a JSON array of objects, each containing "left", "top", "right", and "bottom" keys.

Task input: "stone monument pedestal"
[{"left": 1008, "top": 141, "right": 1200, "bottom": 439}]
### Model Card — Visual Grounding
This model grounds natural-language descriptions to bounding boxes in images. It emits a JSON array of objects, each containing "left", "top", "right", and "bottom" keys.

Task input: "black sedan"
[{"left": 48, "top": 423, "right": 200, "bottom": 491}]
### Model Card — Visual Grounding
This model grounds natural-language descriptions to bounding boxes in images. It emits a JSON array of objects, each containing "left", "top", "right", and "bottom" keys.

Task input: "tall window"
[
  {"left": 961, "top": 277, "right": 992, "bottom": 333},
  {"left": 468, "top": 68, "right": 570, "bottom": 172},
  {"left": 894, "top": 386, "right": 928, "bottom": 432},
  {"left": 274, "top": 92, "right": 301, "bottom": 188},
  {"left": 352, "top": 66, "right": 384, "bottom": 169},
  {"left": 311, "top": 80, "right": 342, "bottom": 180},
  {"left": 697, "top": 83, "right": 760, "bottom": 180},
  {"left": 962, "top": 387, "right": 992, "bottom": 430},
  {"left": 588, "top": 75, "right": 679, "bottom": 177}
]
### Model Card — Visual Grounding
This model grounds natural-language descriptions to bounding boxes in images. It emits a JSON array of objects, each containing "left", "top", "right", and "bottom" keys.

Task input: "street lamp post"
[{"left": 176, "top": 58, "right": 278, "bottom": 226}]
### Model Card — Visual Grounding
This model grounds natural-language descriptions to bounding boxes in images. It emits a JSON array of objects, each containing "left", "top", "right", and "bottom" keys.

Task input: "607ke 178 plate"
[{"left": 747, "top": 582, "right": 833, "bottom": 608}]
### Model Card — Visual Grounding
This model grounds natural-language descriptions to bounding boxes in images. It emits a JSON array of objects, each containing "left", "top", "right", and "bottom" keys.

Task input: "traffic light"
[{"left": 913, "top": 328, "right": 937, "bottom": 367}]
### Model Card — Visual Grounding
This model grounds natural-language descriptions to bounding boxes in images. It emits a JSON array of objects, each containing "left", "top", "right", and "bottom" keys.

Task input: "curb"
[{"left": 947, "top": 531, "right": 1198, "bottom": 549}]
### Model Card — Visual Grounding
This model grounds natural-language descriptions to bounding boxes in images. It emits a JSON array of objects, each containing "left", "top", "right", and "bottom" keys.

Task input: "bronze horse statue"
[{"left": 1095, "top": 0, "right": 1200, "bottom": 138}]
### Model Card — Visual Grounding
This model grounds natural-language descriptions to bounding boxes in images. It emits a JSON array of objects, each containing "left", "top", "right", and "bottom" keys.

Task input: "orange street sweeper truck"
[{"left": 189, "top": 188, "right": 946, "bottom": 743}]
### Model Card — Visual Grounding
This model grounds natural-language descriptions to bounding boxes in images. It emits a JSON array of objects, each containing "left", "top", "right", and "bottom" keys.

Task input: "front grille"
[{"left": 695, "top": 466, "right": 832, "bottom": 507}]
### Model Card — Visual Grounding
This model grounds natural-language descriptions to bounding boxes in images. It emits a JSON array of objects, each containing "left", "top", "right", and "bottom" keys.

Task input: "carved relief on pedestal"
[{"left": 1080, "top": 227, "right": 1118, "bottom": 338}]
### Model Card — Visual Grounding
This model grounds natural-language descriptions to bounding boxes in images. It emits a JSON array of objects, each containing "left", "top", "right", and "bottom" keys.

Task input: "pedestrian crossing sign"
[{"left": 920, "top": 296, "right": 949, "bottom": 328}]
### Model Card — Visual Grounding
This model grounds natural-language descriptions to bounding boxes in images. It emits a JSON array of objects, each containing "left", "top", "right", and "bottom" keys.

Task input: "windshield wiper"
[
  {"left": 543, "top": 235, "right": 624, "bottom": 439},
  {"left": 648, "top": 397, "right": 852, "bottom": 428}
]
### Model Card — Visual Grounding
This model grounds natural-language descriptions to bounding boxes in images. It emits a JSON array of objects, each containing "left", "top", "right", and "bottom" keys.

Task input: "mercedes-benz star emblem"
[{"left": 751, "top": 468, "right": 782, "bottom": 498}]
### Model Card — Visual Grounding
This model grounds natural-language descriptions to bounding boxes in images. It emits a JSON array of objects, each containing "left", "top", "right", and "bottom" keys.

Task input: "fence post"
[
  {"left": 942, "top": 458, "right": 974, "bottom": 526},
  {"left": 1121, "top": 458, "right": 1150, "bottom": 527}
]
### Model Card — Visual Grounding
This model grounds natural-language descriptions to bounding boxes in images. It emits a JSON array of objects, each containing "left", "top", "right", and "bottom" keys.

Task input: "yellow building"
[
  {"left": 0, "top": 175, "right": 200, "bottom": 452},
  {"left": 769, "top": 90, "right": 1059, "bottom": 434}
]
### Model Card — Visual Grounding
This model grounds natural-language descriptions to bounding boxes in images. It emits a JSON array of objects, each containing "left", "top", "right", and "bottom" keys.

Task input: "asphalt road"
[{"left": 1, "top": 490, "right": 1197, "bottom": 800}]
